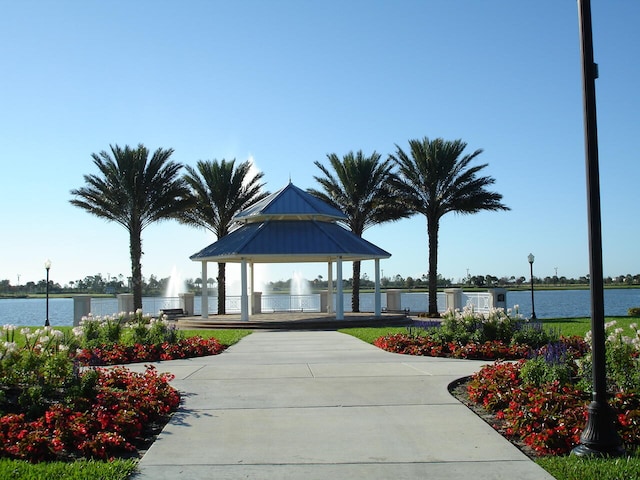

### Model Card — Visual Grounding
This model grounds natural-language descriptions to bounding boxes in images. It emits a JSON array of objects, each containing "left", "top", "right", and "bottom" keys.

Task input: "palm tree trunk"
[
  {"left": 129, "top": 226, "right": 143, "bottom": 311},
  {"left": 217, "top": 262, "right": 226, "bottom": 315},
  {"left": 427, "top": 217, "right": 439, "bottom": 316},
  {"left": 352, "top": 260, "right": 361, "bottom": 312}
]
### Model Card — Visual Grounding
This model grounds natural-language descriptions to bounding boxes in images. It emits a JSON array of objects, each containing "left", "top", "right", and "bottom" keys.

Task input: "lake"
[{"left": 1, "top": 288, "right": 639, "bottom": 327}]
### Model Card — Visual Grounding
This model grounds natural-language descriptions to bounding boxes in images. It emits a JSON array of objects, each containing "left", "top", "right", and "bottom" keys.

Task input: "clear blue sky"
[{"left": 1, "top": 0, "right": 638, "bottom": 289}]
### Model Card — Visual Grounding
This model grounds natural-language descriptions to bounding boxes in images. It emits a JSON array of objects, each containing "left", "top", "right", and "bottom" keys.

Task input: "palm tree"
[
  {"left": 70, "top": 144, "right": 192, "bottom": 310},
  {"left": 308, "top": 151, "right": 411, "bottom": 312},
  {"left": 390, "top": 137, "right": 510, "bottom": 316},
  {"left": 181, "top": 159, "right": 269, "bottom": 314}
]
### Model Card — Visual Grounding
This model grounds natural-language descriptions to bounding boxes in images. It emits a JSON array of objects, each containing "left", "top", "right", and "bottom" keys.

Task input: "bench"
[
  {"left": 160, "top": 308, "right": 186, "bottom": 319},
  {"left": 381, "top": 307, "right": 411, "bottom": 317}
]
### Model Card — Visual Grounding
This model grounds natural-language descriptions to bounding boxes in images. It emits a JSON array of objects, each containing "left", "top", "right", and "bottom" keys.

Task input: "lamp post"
[
  {"left": 44, "top": 259, "right": 51, "bottom": 327},
  {"left": 572, "top": 0, "right": 623, "bottom": 457},
  {"left": 527, "top": 253, "right": 536, "bottom": 320}
]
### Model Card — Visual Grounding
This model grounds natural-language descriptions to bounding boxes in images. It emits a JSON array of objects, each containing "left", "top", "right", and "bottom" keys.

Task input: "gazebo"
[{"left": 190, "top": 182, "right": 391, "bottom": 321}]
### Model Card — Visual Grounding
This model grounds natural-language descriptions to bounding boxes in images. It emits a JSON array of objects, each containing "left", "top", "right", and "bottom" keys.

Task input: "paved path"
[{"left": 130, "top": 331, "right": 554, "bottom": 479}]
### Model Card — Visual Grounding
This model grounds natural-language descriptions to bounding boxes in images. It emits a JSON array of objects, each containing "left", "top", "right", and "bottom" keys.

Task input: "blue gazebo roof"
[{"left": 190, "top": 182, "right": 391, "bottom": 264}]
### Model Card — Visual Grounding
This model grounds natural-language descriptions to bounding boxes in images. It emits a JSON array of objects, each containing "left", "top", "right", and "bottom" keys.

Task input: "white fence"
[{"left": 78, "top": 289, "right": 502, "bottom": 320}]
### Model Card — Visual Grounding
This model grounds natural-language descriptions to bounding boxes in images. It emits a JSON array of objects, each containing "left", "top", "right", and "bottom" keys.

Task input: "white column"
[
  {"left": 249, "top": 262, "right": 255, "bottom": 315},
  {"left": 327, "top": 261, "right": 333, "bottom": 314},
  {"left": 240, "top": 258, "right": 249, "bottom": 321},
  {"left": 374, "top": 258, "right": 381, "bottom": 316},
  {"left": 201, "top": 261, "right": 208, "bottom": 319},
  {"left": 336, "top": 257, "right": 344, "bottom": 320}
]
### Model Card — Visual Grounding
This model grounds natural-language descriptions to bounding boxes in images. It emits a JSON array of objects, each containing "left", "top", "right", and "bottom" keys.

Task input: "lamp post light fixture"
[
  {"left": 44, "top": 259, "right": 51, "bottom": 327},
  {"left": 527, "top": 253, "right": 536, "bottom": 320}
]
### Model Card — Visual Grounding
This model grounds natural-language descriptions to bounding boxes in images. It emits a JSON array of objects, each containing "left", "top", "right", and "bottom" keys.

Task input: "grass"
[
  {"left": 0, "top": 458, "right": 138, "bottom": 480},
  {"left": 179, "top": 328, "right": 251, "bottom": 345},
  {"left": 536, "top": 453, "right": 640, "bottom": 480},
  {"left": 336, "top": 326, "right": 407, "bottom": 343},
  {"left": 542, "top": 316, "right": 640, "bottom": 338}
]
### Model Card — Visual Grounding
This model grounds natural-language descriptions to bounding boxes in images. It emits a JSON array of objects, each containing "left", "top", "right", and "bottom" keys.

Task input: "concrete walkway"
[{"left": 131, "top": 331, "right": 555, "bottom": 480}]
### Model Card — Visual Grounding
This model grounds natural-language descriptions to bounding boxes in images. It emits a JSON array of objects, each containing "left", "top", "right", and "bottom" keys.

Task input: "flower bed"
[
  {"left": 373, "top": 333, "right": 532, "bottom": 360},
  {"left": 0, "top": 366, "right": 179, "bottom": 462},
  {"left": 463, "top": 320, "right": 640, "bottom": 456},
  {"left": 74, "top": 336, "right": 225, "bottom": 366},
  {"left": 466, "top": 360, "right": 640, "bottom": 455},
  {"left": 373, "top": 307, "right": 561, "bottom": 360},
  {"left": 0, "top": 313, "right": 229, "bottom": 463}
]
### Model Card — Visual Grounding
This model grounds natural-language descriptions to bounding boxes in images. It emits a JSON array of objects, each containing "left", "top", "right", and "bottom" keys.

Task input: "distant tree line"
[{"left": 2, "top": 272, "right": 639, "bottom": 297}]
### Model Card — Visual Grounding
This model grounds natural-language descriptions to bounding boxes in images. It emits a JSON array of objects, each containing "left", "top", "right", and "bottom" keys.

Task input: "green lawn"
[
  {"left": 541, "top": 316, "right": 639, "bottom": 338},
  {"left": 337, "top": 326, "right": 407, "bottom": 343},
  {"left": 179, "top": 328, "right": 251, "bottom": 345},
  {"left": 536, "top": 452, "right": 640, "bottom": 480},
  {"left": 0, "top": 458, "right": 137, "bottom": 480}
]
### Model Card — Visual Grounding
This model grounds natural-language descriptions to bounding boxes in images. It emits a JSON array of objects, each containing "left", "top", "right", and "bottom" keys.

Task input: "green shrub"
[
  {"left": 436, "top": 306, "right": 527, "bottom": 344},
  {"left": 75, "top": 310, "right": 184, "bottom": 348},
  {"left": 512, "top": 322, "right": 558, "bottom": 348},
  {"left": 629, "top": 307, "right": 640, "bottom": 316},
  {"left": 578, "top": 320, "right": 640, "bottom": 394},
  {"left": 520, "top": 355, "right": 573, "bottom": 387}
]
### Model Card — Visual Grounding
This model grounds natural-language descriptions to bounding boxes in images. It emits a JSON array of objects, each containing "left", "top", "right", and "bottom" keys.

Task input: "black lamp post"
[
  {"left": 527, "top": 253, "right": 536, "bottom": 320},
  {"left": 572, "top": 0, "right": 623, "bottom": 457},
  {"left": 44, "top": 259, "right": 51, "bottom": 327}
]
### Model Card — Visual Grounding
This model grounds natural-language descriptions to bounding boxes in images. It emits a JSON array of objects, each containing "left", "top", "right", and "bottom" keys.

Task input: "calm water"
[{"left": 1, "top": 289, "right": 639, "bottom": 327}]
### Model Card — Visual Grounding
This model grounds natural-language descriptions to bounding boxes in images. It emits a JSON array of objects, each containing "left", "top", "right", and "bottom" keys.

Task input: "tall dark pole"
[
  {"left": 572, "top": 0, "right": 623, "bottom": 457},
  {"left": 528, "top": 254, "right": 536, "bottom": 320},
  {"left": 44, "top": 260, "right": 51, "bottom": 327}
]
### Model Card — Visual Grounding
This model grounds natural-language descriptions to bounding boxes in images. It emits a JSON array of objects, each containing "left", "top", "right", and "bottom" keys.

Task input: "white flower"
[
  {"left": 2, "top": 324, "right": 15, "bottom": 332},
  {"left": 58, "top": 344, "right": 69, "bottom": 352},
  {"left": 605, "top": 320, "right": 617, "bottom": 329},
  {"left": 630, "top": 323, "right": 638, "bottom": 330}
]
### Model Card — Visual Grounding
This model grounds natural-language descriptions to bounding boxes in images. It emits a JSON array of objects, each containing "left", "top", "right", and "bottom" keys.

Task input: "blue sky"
[{"left": 1, "top": 0, "right": 638, "bottom": 289}]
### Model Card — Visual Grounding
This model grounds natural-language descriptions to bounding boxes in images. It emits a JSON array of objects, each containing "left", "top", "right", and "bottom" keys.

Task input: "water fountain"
[
  {"left": 164, "top": 266, "right": 186, "bottom": 309},
  {"left": 290, "top": 271, "right": 311, "bottom": 311}
]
